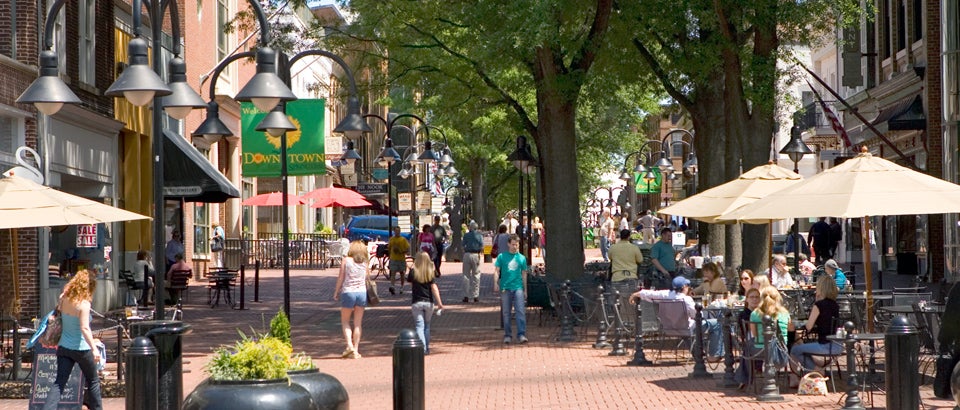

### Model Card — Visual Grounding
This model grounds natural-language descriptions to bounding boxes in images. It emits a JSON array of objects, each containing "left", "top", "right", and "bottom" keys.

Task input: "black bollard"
[
  {"left": 756, "top": 315, "right": 784, "bottom": 401},
  {"left": 254, "top": 259, "right": 261, "bottom": 302},
  {"left": 626, "top": 297, "right": 652, "bottom": 366},
  {"left": 842, "top": 321, "right": 864, "bottom": 409},
  {"left": 608, "top": 291, "right": 627, "bottom": 356},
  {"left": 557, "top": 281, "right": 576, "bottom": 342},
  {"left": 719, "top": 309, "right": 737, "bottom": 387},
  {"left": 236, "top": 264, "right": 247, "bottom": 310},
  {"left": 885, "top": 315, "right": 919, "bottom": 410},
  {"left": 126, "top": 336, "right": 158, "bottom": 410},
  {"left": 688, "top": 303, "right": 711, "bottom": 378},
  {"left": 393, "top": 329, "right": 425, "bottom": 410},
  {"left": 593, "top": 285, "right": 610, "bottom": 349}
]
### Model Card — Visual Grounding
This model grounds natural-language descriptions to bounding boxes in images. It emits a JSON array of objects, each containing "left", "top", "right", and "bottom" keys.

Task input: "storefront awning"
[
  {"left": 163, "top": 130, "right": 239, "bottom": 203},
  {"left": 873, "top": 95, "right": 926, "bottom": 131}
]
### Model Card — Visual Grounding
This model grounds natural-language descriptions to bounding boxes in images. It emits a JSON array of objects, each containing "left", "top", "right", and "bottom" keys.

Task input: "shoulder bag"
[
  {"left": 39, "top": 298, "right": 64, "bottom": 348},
  {"left": 366, "top": 278, "right": 380, "bottom": 306}
]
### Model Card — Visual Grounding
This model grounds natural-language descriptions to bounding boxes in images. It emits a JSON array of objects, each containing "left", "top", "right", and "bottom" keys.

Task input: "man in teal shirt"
[
  {"left": 494, "top": 235, "right": 528, "bottom": 344},
  {"left": 650, "top": 227, "right": 677, "bottom": 276}
]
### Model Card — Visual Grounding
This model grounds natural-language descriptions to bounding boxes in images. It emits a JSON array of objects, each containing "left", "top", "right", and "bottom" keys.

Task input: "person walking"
[
  {"left": 43, "top": 269, "right": 102, "bottom": 410},
  {"left": 211, "top": 223, "right": 225, "bottom": 268},
  {"left": 808, "top": 217, "right": 831, "bottom": 265},
  {"left": 638, "top": 210, "right": 661, "bottom": 244},
  {"left": 829, "top": 218, "right": 842, "bottom": 260},
  {"left": 334, "top": 241, "right": 370, "bottom": 359},
  {"left": 598, "top": 211, "right": 615, "bottom": 261},
  {"left": 494, "top": 235, "right": 529, "bottom": 344},
  {"left": 531, "top": 216, "right": 543, "bottom": 258},
  {"left": 432, "top": 215, "right": 448, "bottom": 273},
  {"left": 387, "top": 227, "right": 410, "bottom": 295},
  {"left": 493, "top": 225, "right": 510, "bottom": 259},
  {"left": 409, "top": 252, "right": 444, "bottom": 354},
  {"left": 461, "top": 221, "right": 483, "bottom": 303}
]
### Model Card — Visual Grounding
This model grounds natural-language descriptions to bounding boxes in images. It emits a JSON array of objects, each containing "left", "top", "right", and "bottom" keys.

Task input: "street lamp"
[
  {"left": 508, "top": 136, "right": 538, "bottom": 259},
  {"left": 183, "top": 7, "right": 371, "bottom": 321},
  {"left": 780, "top": 123, "right": 813, "bottom": 276}
]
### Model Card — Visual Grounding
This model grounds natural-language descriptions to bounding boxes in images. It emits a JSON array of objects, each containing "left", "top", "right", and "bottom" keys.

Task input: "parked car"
[{"left": 342, "top": 215, "right": 412, "bottom": 242}]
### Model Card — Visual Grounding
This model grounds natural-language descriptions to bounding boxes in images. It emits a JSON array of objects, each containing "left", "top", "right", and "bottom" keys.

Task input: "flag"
[{"left": 807, "top": 81, "right": 852, "bottom": 149}]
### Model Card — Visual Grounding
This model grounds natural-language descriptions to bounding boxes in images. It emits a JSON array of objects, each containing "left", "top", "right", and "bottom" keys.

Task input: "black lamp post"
[
  {"left": 19, "top": 0, "right": 226, "bottom": 319},
  {"left": 780, "top": 123, "right": 813, "bottom": 276},
  {"left": 395, "top": 123, "right": 457, "bottom": 245},
  {"left": 507, "top": 136, "right": 537, "bottom": 260}
]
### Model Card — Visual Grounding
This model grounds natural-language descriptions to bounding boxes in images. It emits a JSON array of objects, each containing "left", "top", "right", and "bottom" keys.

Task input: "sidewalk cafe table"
[
  {"left": 208, "top": 270, "right": 238, "bottom": 308},
  {"left": 827, "top": 332, "right": 885, "bottom": 387}
]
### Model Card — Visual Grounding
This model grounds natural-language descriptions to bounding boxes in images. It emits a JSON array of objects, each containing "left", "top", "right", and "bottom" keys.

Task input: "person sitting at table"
[
  {"left": 133, "top": 250, "right": 155, "bottom": 306},
  {"left": 751, "top": 273, "right": 772, "bottom": 292},
  {"left": 737, "top": 269, "right": 755, "bottom": 296},
  {"left": 768, "top": 254, "right": 795, "bottom": 288},
  {"left": 734, "top": 287, "right": 763, "bottom": 387},
  {"left": 823, "top": 259, "right": 848, "bottom": 290},
  {"left": 629, "top": 276, "right": 724, "bottom": 362},
  {"left": 692, "top": 262, "right": 727, "bottom": 296},
  {"left": 165, "top": 253, "right": 191, "bottom": 305},
  {"left": 789, "top": 275, "right": 841, "bottom": 372},
  {"left": 797, "top": 253, "right": 816, "bottom": 282}
]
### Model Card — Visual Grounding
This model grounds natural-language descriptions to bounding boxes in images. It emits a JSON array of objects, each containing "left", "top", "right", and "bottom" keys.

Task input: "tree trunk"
[
  {"left": 688, "top": 81, "right": 726, "bottom": 260},
  {"left": 470, "top": 157, "right": 487, "bottom": 229},
  {"left": 534, "top": 91, "right": 584, "bottom": 281}
]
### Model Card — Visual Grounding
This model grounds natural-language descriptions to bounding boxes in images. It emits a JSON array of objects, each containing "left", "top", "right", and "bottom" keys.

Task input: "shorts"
[
  {"left": 389, "top": 260, "right": 407, "bottom": 274},
  {"left": 340, "top": 291, "right": 367, "bottom": 308}
]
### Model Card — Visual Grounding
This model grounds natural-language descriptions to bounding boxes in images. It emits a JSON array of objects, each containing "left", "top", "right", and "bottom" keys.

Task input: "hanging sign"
[{"left": 241, "top": 100, "right": 327, "bottom": 177}]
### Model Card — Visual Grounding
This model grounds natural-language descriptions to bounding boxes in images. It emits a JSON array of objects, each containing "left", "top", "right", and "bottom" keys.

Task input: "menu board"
[{"left": 29, "top": 345, "right": 85, "bottom": 409}]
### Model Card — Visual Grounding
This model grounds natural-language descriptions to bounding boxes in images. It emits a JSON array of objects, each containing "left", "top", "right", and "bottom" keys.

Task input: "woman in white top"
[
  {"left": 133, "top": 250, "right": 155, "bottom": 305},
  {"left": 334, "top": 240, "right": 371, "bottom": 359}
]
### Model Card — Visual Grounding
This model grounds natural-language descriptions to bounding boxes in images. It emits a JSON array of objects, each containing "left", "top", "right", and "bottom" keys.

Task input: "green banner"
[
  {"left": 241, "top": 100, "right": 327, "bottom": 177},
  {"left": 635, "top": 168, "right": 662, "bottom": 193}
]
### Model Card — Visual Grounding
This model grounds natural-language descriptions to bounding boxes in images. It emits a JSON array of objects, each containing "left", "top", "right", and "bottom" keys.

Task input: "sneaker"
[
  {"left": 389, "top": 287, "right": 396, "bottom": 295},
  {"left": 462, "top": 297, "right": 469, "bottom": 303},
  {"left": 518, "top": 335, "right": 529, "bottom": 344},
  {"left": 474, "top": 297, "right": 480, "bottom": 303},
  {"left": 503, "top": 336, "right": 511, "bottom": 344}
]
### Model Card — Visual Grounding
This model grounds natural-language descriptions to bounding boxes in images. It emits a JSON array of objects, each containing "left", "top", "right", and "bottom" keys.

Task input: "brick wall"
[{"left": 926, "top": 0, "right": 945, "bottom": 282}]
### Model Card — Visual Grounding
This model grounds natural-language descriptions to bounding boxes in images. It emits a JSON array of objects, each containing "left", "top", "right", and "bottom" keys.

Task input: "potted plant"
[{"left": 183, "top": 309, "right": 348, "bottom": 410}]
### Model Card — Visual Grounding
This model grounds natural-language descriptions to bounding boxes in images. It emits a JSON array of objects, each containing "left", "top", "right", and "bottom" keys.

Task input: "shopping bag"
[
  {"left": 797, "top": 371, "right": 829, "bottom": 395},
  {"left": 366, "top": 279, "right": 380, "bottom": 306}
]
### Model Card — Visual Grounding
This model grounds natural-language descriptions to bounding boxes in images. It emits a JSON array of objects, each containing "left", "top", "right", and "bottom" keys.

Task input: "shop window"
[
  {"left": 195, "top": 202, "right": 209, "bottom": 256},
  {"left": 242, "top": 179, "right": 254, "bottom": 237}
]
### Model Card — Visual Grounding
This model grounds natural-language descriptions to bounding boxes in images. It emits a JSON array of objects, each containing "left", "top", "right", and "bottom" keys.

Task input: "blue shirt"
[
  {"left": 59, "top": 312, "right": 91, "bottom": 351},
  {"left": 650, "top": 240, "right": 677, "bottom": 272},
  {"left": 494, "top": 252, "right": 527, "bottom": 291},
  {"left": 462, "top": 230, "right": 483, "bottom": 253},
  {"left": 833, "top": 269, "right": 848, "bottom": 289}
]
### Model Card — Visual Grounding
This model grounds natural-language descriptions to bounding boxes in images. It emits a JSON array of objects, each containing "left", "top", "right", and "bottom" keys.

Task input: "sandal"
[{"left": 341, "top": 348, "right": 354, "bottom": 358}]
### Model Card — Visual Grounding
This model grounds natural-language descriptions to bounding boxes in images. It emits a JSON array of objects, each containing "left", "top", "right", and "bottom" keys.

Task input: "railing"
[
  {"left": 221, "top": 233, "right": 341, "bottom": 270},
  {"left": 794, "top": 100, "right": 839, "bottom": 131}
]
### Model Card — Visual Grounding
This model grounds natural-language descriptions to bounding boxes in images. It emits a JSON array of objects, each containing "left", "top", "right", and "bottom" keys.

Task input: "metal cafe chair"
[{"left": 654, "top": 300, "right": 692, "bottom": 361}]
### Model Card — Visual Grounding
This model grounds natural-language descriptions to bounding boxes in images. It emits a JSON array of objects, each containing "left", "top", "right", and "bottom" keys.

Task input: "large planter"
[
  {"left": 183, "top": 378, "right": 316, "bottom": 410},
  {"left": 288, "top": 368, "right": 350, "bottom": 410}
]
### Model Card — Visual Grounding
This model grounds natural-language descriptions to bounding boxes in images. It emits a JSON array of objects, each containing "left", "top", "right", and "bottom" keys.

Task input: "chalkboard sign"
[{"left": 29, "top": 345, "right": 85, "bottom": 409}]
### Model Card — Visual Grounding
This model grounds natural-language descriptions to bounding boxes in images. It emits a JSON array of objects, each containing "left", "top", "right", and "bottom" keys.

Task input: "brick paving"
[{"left": 3, "top": 248, "right": 958, "bottom": 409}]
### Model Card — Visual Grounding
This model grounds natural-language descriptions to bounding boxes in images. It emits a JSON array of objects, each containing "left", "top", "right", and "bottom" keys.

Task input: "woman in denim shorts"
[{"left": 334, "top": 240, "right": 370, "bottom": 359}]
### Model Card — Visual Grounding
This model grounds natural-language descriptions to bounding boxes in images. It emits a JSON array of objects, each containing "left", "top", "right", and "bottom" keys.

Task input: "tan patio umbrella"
[
  {"left": 659, "top": 162, "right": 803, "bottom": 224},
  {"left": 718, "top": 147, "right": 960, "bottom": 330},
  {"left": 0, "top": 175, "right": 151, "bottom": 229}
]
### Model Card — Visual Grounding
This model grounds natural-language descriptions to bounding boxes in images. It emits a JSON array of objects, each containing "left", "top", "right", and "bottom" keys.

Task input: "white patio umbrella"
[
  {"left": 718, "top": 148, "right": 960, "bottom": 330},
  {"left": 0, "top": 175, "right": 150, "bottom": 229}
]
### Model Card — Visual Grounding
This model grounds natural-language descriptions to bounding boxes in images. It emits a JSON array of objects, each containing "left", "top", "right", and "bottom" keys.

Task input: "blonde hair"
[
  {"left": 347, "top": 241, "right": 369, "bottom": 263},
  {"left": 412, "top": 252, "right": 435, "bottom": 283},
  {"left": 756, "top": 286, "right": 788, "bottom": 317},
  {"left": 816, "top": 274, "right": 839, "bottom": 300},
  {"left": 63, "top": 269, "right": 97, "bottom": 303},
  {"left": 752, "top": 274, "right": 771, "bottom": 290}
]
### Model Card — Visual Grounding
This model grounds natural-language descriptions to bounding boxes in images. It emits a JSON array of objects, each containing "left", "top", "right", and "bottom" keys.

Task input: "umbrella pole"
[
  {"left": 863, "top": 216, "right": 874, "bottom": 332},
  {"left": 10, "top": 230, "right": 21, "bottom": 316}
]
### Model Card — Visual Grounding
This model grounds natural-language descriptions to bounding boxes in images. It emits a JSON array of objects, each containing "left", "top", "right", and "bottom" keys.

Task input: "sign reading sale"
[{"left": 76, "top": 224, "right": 97, "bottom": 248}]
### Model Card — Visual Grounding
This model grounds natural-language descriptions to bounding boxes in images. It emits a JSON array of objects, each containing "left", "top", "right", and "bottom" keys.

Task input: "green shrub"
[
  {"left": 205, "top": 310, "right": 314, "bottom": 381},
  {"left": 268, "top": 308, "right": 291, "bottom": 345}
]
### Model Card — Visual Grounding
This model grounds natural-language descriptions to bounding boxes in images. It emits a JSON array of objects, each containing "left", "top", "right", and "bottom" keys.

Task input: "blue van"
[{"left": 342, "top": 215, "right": 412, "bottom": 242}]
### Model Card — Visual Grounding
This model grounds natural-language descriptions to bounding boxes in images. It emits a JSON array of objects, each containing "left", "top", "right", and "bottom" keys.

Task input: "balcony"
[{"left": 794, "top": 100, "right": 841, "bottom": 137}]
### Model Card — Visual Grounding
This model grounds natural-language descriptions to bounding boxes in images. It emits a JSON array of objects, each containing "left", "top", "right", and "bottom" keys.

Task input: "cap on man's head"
[
  {"left": 824, "top": 259, "right": 839, "bottom": 270},
  {"left": 672, "top": 276, "right": 691, "bottom": 290}
]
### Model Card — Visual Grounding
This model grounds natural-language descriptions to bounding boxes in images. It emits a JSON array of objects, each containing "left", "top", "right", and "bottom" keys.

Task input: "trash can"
[
  {"left": 482, "top": 231, "right": 493, "bottom": 263},
  {"left": 131, "top": 320, "right": 193, "bottom": 410}
]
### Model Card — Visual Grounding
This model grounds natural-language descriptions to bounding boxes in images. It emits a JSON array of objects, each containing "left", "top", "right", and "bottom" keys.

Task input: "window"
[
  {"left": 881, "top": 0, "right": 891, "bottom": 59},
  {"left": 78, "top": 0, "right": 96, "bottom": 85},
  {"left": 242, "top": 179, "right": 253, "bottom": 237},
  {"left": 50, "top": 0, "right": 66, "bottom": 77},
  {"left": 897, "top": 0, "right": 906, "bottom": 51},
  {"left": 217, "top": 0, "right": 230, "bottom": 78},
  {"left": 0, "top": 110, "right": 25, "bottom": 154},
  {"left": 912, "top": 0, "right": 922, "bottom": 42},
  {"left": 194, "top": 147, "right": 211, "bottom": 255}
]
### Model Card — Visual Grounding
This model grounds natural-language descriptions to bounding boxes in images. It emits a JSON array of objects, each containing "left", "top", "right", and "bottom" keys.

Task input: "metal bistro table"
[
  {"left": 5, "top": 325, "right": 34, "bottom": 380},
  {"left": 827, "top": 331, "right": 886, "bottom": 400},
  {"left": 207, "top": 270, "right": 238, "bottom": 308}
]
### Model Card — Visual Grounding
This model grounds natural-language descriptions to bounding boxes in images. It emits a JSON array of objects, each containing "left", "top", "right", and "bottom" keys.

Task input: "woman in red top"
[{"left": 417, "top": 224, "right": 436, "bottom": 260}]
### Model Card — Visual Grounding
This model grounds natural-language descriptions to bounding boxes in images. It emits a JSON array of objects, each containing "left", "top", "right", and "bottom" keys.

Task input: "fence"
[{"left": 221, "top": 233, "right": 341, "bottom": 270}]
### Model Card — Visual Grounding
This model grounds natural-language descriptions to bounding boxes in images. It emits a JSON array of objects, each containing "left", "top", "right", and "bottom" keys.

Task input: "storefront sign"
[
  {"left": 417, "top": 192, "right": 432, "bottom": 211},
  {"left": 76, "top": 224, "right": 97, "bottom": 248},
  {"left": 241, "top": 99, "right": 327, "bottom": 177},
  {"left": 398, "top": 193, "right": 412, "bottom": 211},
  {"left": 635, "top": 168, "right": 663, "bottom": 193},
  {"left": 325, "top": 135, "right": 343, "bottom": 160}
]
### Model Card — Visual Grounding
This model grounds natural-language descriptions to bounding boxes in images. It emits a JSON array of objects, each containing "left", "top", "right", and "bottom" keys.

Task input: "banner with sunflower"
[{"left": 240, "top": 99, "right": 327, "bottom": 177}]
